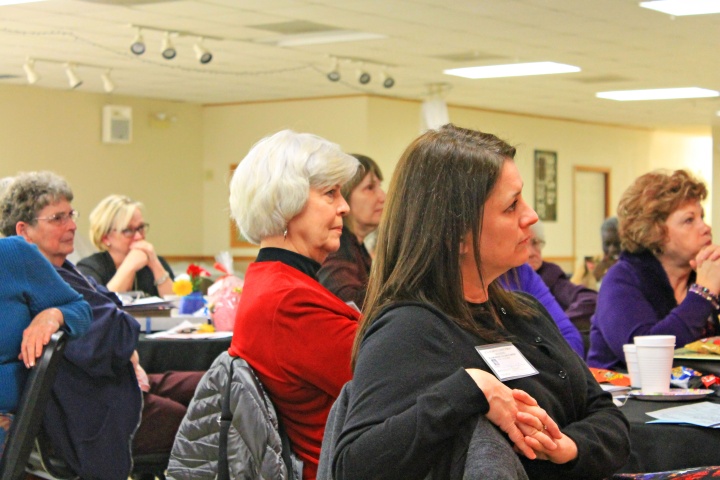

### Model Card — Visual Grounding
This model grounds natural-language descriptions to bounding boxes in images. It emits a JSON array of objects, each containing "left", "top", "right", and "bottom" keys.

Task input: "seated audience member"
[
  {"left": 571, "top": 217, "right": 620, "bottom": 289},
  {"left": 502, "top": 263, "right": 585, "bottom": 357},
  {"left": 78, "top": 194, "right": 174, "bottom": 297},
  {"left": 593, "top": 216, "right": 621, "bottom": 284},
  {"left": 527, "top": 221, "right": 597, "bottom": 333},
  {"left": 587, "top": 170, "right": 720, "bottom": 369},
  {"left": 570, "top": 255, "right": 598, "bottom": 290},
  {"left": 228, "top": 130, "right": 361, "bottom": 479},
  {"left": 318, "top": 154, "right": 385, "bottom": 309},
  {"left": 0, "top": 236, "right": 91, "bottom": 459},
  {"left": 332, "top": 124, "right": 629, "bottom": 479},
  {"left": 0, "top": 171, "right": 201, "bottom": 480}
]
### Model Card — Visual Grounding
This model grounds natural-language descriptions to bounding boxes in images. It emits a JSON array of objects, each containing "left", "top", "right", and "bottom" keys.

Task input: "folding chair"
[{"left": 0, "top": 332, "right": 67, "bottom": 480}]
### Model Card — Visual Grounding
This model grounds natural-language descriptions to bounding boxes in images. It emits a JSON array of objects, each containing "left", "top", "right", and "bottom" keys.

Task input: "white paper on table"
[
  {"left": 145, "top": 320, "right": 233, "bottom": 340},
  {"left": 129, "top": 296, "right": 165, "bottom": 305},
  {"left": 645, "top": 401, "right": 720, "bottom": 427}
]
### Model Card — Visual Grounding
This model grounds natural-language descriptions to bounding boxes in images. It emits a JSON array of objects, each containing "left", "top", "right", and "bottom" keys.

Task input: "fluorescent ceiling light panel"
[
  {"left": 596, "top": 87, "right": 719, "bottom": 101},
  {"left": 443, "top": 62, "right": 580, "bottom": 79},
  {"left": 0, "top": 0, "right": 46, "bottom": 5},
  {"left": 261, "top": 30, "right": 386, "bottom": 47},
  {"left": 639, "top": 0, "right": 720, "bottom": 16}
]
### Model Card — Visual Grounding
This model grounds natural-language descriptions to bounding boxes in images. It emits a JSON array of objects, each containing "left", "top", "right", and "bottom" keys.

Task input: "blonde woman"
[{"left": 78, "top": 194, "right": 174, "bottom": 297}]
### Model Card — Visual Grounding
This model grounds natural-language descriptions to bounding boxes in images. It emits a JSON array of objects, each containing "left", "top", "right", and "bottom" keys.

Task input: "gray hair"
[
  {"left": 229, "top": 130, "right": 359, "bottom": 244},
  {"left": 0, "top": 171, "right": 73, "bottom": 237},
  {"left": 0, "top": 177, "right": 15, "bottom": 200},
  {"left": 530, "top": 220, "right": 544, "bottom": 242},
  {"left": 601, "top": 216, "right": 618, "bottom": 233}
]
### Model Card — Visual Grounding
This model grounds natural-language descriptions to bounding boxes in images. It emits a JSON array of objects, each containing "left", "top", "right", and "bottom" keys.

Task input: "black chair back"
[{"left": 0, "top": 331, "right": 67, "bottom": 480}]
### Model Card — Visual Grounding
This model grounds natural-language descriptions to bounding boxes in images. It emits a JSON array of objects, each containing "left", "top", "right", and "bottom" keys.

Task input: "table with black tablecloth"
[
  {"left": 618, "top": 393, "right": 720, "bottom": 473},
  {"left": 137, "top": 334, "right": 232, "bottom": 374}
]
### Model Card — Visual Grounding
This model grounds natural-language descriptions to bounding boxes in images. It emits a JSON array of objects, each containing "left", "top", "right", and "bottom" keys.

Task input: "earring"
[{"left": 283, "top": 229, "right": 288, "bottom": 240}]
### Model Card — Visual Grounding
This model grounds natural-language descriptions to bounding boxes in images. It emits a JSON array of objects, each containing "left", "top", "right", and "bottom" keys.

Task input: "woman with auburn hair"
[
  {"left": 588, "top": 169, "right": 720, "bottom": 369},
  {"left": 228, "top": 129, "right": 361, "bottom": 480},
  {"left": 332, "top": 124, "right": 629, "bottom": 480},
  {"left": 78, "top": 194, "right": 174, "bottom": 297}
]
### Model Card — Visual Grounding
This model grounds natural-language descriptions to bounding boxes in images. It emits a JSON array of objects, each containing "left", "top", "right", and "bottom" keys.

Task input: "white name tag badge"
[{"left": 475, "top": 342, "right": 539, "bottom": 382}]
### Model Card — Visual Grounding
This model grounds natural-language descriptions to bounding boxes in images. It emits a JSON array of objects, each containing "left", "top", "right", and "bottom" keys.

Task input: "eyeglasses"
[
  {"left": 35, "top": 209, "right": 78, "bottom": 226},
  {"left": 115, "top": 223, "right": 149, "bottom": 238},
  {"left": 530, "top": 239, "right": 546, "bottom": 249}
]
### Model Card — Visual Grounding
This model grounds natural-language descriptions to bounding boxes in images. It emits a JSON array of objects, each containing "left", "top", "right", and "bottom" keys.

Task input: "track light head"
[
  {"left": 130, "top": 29, "right": 145, "bottom": 55},
  {"left": 193, "top": 40, "right": 212, "bottom": 64},
  {"left": 64, "top": 63, "right": 82, "bottom": 89},
  {"left": 382, "top": 72, "right": 395, "bottom": 89},
  {"left": 101, "top": 69, "right": 115, "bottom": 93},
  {"left": 358, "top": 70, "right": 371, "bottom": 85},
  {"left": 325, "top": 57, "right": 341, "bottom": 82},
  {"left": 161, "top": 32, "right": 176, "bottom": 60},
  {"left": 23, "top": 58, "right": 39, "bottom": 84}
]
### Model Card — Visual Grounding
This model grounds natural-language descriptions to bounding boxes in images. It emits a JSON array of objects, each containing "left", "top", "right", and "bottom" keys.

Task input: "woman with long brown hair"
[{"left": 331, "top": 124, "right": 629, "bottom": 479}]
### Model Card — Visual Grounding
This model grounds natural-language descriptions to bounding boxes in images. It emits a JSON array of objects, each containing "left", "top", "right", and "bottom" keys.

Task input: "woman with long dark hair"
[{"left": 332, "top": 124, "right": 629, "bottom": 480}]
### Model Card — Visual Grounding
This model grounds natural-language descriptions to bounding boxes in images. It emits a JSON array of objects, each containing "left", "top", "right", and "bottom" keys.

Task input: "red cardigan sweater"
[{"left": 229, "top": 260, "right": 360, "bottom": 479}]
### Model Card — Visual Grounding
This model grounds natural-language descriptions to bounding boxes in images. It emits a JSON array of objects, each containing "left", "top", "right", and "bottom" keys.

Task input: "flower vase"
[{"left": 179, "top": 291, "right": 204, "bottom": 314}]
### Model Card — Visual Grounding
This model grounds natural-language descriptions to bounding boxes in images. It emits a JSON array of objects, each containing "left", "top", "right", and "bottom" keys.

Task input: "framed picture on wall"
[{"left": 534, "top": 150, "right": 557, "bottom": 221}]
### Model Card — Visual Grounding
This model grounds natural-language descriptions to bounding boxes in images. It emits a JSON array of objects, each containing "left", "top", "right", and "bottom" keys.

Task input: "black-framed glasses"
[
  {"left": 35, "top": 209, "right": 78, "bottom": 226},
  {"left": 116, "top": 223, "right": 149, "bottom": 238},
  {"left": 530, "top": 239, "right": 546, "bottom": 249}
]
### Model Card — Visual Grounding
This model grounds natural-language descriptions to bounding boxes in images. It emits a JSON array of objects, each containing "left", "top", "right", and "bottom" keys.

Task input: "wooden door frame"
[{"left": 572, "top": 166, "right": 611, "bottom": 261}]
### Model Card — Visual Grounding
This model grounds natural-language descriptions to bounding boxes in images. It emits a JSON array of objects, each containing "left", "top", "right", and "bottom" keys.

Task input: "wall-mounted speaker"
[{"left": 102, "top": 105, "right": 132, "bottom": 144}]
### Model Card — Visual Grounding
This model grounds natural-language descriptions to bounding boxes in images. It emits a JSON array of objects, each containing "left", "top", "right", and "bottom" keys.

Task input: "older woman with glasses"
[
  {"left": 0, "top": 172, "right": 200, "bottom": 479},
  {"left": 77, "top": 194, "right": 174, "bottom": 297},
  {"left": 527, "top": 221, "right": 597, "bottom": 335}
]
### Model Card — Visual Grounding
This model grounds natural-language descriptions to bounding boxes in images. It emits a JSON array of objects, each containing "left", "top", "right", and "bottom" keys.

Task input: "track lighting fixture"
[
  {"left": 130, "top": 28, "right": 145, "bottom": 55},
  {"left": 101, "top": 69, "right": 115, "bottom": 93},
  {"left": 130, "top": 24, "right": 220, "bottom": 63},
  {"left": 22, "top": 58, "right": 113, "bottom": 91},
  {"left": 326, "top": 58, "right": 341, "bottom": 82},
  {"left": 161, "top": 32, "right": 176, "bottom": 60},
  {"left": 23, "top": 58, "right": 39, "bottom": 84},
  {"left": 64, "top": 63, "right": 82, "bottom": 89},
  {"left": 381, "top": 72, "right": 395, "bottom": 89},
  {"left": 193, "top": 39, "right": 212, "bottom": 64},
  {"left": 357, "top": 70, "right": 371, "bottom": 85}
]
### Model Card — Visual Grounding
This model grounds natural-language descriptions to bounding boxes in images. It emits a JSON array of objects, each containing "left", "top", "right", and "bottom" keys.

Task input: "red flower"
[
  {"left": 187, "top": 264, "right": 211, "bottom": 278},
  {"left": 186, "top": 264, "right": 212, "bottom": 292}
]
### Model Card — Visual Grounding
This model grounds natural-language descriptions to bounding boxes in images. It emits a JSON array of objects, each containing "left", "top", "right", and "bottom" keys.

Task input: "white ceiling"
[{"left": 1, "top": 0, "right": 719, "bottom": 130}]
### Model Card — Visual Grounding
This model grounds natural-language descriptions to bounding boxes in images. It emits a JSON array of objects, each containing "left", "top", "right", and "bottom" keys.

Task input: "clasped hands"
[
  {"left": 124, "top": 240, "right": 159, "bottom": 272},
  {"left": 465, "top": 368, "right": 578, "bottom": 464}
]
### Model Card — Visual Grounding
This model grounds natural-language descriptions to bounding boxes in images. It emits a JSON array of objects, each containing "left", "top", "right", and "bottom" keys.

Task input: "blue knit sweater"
[{"left": 0, "top": 237, "right": 91, "bottom": 412}]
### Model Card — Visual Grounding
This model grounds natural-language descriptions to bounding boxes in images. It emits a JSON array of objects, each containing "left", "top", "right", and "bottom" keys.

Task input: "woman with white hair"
[
  {"left": 228, "top": 130, "right": 362, "bottom": 480},
  {"left": 527, "top": 221, "right": 597, "bottom": 335}
]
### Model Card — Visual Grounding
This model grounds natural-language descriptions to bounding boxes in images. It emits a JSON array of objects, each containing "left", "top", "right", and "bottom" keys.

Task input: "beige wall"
[
  {"left": 202, "top": 96, "right": 373, "bottom": 258},
  {"left": 205, "top": 96, "right": 712, "bottom": 263},
  {"left": 0, "top": 84, "right": 204, "bottom": 257},
  {"left": 0, "top": 84, "right": 712, "bottom": 267}
]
